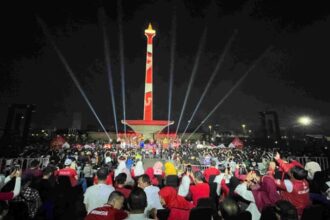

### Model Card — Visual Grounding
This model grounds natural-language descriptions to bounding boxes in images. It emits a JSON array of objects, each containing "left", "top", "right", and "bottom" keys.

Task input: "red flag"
[{"left": 232, "top": 137, "right": 244, "bottom": 149}]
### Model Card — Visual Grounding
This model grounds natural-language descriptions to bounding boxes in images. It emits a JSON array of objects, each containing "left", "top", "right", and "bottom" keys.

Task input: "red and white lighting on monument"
[
  {"left": 122, "top": 23, "right": 174, "bottom": 139},
  {"left": 144, "top": 23, "right": 155, "bottom": 121}
]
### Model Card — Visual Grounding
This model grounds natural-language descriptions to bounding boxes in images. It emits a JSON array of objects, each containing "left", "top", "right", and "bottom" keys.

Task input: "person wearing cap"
[{"left": 55, "top": 158, "right": 78, "bottom": 187}]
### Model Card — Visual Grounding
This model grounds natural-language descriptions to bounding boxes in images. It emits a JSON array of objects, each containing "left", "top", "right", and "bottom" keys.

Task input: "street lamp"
[
  {"left": 241, "top": 124, "right": 246, "bottom": 135},
  {"left": 298, "top": 116, "right": 312, "bottom": 126},
  {"left": 297, "top": 116, "right": 312, "bottom": 141}
]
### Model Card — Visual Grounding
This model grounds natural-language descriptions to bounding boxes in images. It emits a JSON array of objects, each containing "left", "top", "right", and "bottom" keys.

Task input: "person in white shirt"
[
  {"left": 137, "top": 174, "right": 163, "bottom": 211},
  {"left": 178, "top": 165, "right": 192, "bottom": 197},
  {"left": 115, "top": 160, "right": 127, "bottom": 178},
  {"left": 133, "top": 160, "right": 145, "bottom": 177},
  {"left": 235, "top": 180, "right": 260, "bottom": 220},
  {"left": 84, "top": 167, "right": 114, "bottom": 213},
  {"left": 104, "top": 151, "right": 112, "bottom": 164}
]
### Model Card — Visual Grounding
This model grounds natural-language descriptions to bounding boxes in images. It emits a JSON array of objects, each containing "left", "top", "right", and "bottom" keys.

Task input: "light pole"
[
  {"left": 241, "top": 124, "right": 246, "bottom": 136},
  {"left": 208, "top": 125, "right": 212, "bottom": 142}
]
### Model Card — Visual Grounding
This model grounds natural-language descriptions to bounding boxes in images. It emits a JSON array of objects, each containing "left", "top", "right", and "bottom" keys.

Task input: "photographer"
[
  {"left": 178, "top": 165, "right": 192, "bottom": 197},
  {"left": 0, "top": 169, "right": 22, "bottom": 201},
  {"left": 234, "top": 161, "right": 248, "bottom": 181},
  {"left": 189, "top": 171, "right": 210, "bottom": 205},
  {"left": 234, "top": 163, "right": 280, "bottom": 220},
  {"left": 214, "top": 165, "right": 231, "bottom": 198},
  {"left": 203, "top": 160, "right": 220, "bottom": 183}
]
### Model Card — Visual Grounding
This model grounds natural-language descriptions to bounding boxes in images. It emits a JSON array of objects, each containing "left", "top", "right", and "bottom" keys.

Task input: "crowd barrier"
[
  {"left": 0, "top": 156, "right": 328, "bottom": 174},
  {"left": 296, "top": 157, "right": 329, "bottom": 171},
  {"left": 0, "top": 157, "right": 50, "bottom": 174},
  {"left": 182, "top": 156, "right": 329, "bottom": 173}
]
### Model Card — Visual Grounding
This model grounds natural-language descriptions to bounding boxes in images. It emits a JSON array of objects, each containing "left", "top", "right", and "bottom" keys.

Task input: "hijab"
[
  {"left": 115, "top": 161, "right": 127, "bottom": 177},
  {"left": 153, "top": 161, "right": 163, "bottom": 175},
  {"left": 122, "top": 168, "right": 135, "bottom": 186},
  {"left": 145, "top": 167, "right": 159, "bottom": 186},
  {"left": 252, "top": 175, "right": 280, "bottom": 212},
  {"left": 178, "top": 175, "right": 191, "bottom": 197},
  {"left": 133, "top": 160, "right": 145, "bottom": 176},
  {"left": 159, "top": 186, "right": 194, "bottom": 210},
  {"left": 164, "top": 162, "right": 177, "bottom": 176}
]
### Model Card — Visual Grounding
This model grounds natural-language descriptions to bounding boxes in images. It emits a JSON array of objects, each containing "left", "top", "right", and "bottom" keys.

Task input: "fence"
[
  {"left": 0, "top": 157, "right": 50, "bottom": 174},
  {"left": 296, "top": 157, "right": 329, "bottom": 171},
  {"left": 0, "top": 156, "right": 328, "bottom": 174},
  {"left": 182, "top": 156, "right": 329, "bottom": 173}
]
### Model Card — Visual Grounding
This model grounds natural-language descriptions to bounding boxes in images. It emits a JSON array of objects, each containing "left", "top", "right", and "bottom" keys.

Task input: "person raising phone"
[{"left": 0, "top": 169, "right": 22, "bottom": 201}]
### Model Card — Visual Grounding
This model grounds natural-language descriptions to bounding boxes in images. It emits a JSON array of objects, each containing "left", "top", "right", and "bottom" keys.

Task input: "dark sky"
[{"left": 1, "top": 0, "right": 330, "bottom": 134}]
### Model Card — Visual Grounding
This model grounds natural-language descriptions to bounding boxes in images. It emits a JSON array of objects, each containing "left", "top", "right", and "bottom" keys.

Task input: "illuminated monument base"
[{"left": 122, "top": 120, "right": 174, "bottom": 140}]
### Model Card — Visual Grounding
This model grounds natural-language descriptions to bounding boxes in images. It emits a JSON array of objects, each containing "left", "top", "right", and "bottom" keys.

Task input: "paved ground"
[{"left": 142, "top": 158, "right": 164, "bottom": 169}]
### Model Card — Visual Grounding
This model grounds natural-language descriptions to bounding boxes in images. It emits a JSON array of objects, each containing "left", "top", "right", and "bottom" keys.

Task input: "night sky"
[{"left": 1, "top": 0, "right": 330, "bottom": 134}]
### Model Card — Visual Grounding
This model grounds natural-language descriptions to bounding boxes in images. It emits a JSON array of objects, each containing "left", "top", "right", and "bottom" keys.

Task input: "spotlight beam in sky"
[
  {"left": 187, "top": 46, "right": 273, "bottom": 140},
  {"left": 175, "top": 29, "right": 207, "bottom": 135},
  {"left": 117, "top": 0, "right": 127, "bottom": 137},
  {"left": 36, "top": 16, "right": 112, "bottom": 142},
  {"left": 167, "top": 6, "right": 176, "bottom": 136},
  {"left": 181, "top": 30, "right": 238, "bottom": 138},
  {"left": 99, "top": 8, "right": 119, "bottom": 137}
]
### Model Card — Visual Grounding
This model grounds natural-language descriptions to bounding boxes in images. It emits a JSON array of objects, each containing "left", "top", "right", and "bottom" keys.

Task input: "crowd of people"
[{"left": 0, "top": 140, "right": 329, "bottom": 220}]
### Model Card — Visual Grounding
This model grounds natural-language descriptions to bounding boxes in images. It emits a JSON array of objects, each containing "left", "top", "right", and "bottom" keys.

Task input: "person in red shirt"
[
  {"left": 203, "top": 160, "right": 220, "bottom": 183},
  {"left": 276, "top": 166, "right": 310, "bottom": 216},
  {"left": 189, "top": 171, "right": 210, "bottom": 205},
  {"left": 274, "top": 152, "right": 303, "bottom": 180},
  {"left": 55, "top": 158, "right": 78, "bottom": 187},
  {"left": 159, "top": 186, "right": 194, "bottom": 220},
  {"left": 114, "top": 173, "right": 131, "bottom": 199},
  {"left": 85, "top": 191, "right": 128, "bottom": 220}
]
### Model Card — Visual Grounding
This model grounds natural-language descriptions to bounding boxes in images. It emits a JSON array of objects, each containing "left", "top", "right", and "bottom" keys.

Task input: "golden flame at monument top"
[{"left": 145, "top": 23, "right": 156, "bottom": 34}]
